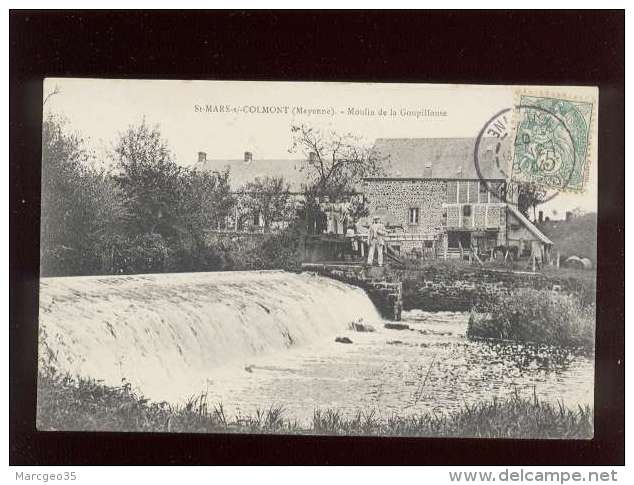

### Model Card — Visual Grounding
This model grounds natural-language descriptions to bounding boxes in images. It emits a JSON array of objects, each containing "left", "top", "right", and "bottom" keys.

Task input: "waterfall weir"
[{"left": 38, "top": 270, "right": 380, "bottom": 402}]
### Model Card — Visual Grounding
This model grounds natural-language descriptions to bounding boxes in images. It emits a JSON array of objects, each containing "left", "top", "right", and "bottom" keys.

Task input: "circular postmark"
[{"left": 474, "top": 103, "right": 578, "bottom": 207}]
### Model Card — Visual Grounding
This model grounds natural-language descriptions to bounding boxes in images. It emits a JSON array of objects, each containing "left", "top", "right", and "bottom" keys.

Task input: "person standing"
[
  {"left": 529, "top": 240, "right": 543, "bottom": 271},
  {"left": 367, "top": 216, "right": 386, "bottom": 266}
]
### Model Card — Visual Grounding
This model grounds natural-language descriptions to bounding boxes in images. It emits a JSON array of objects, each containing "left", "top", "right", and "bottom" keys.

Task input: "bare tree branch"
[
  {"left": 289, "top": 123, "right": 388, "bottom": 202},
  {"left": 43, "top": 85, "right": 61, "bottom": 106}
]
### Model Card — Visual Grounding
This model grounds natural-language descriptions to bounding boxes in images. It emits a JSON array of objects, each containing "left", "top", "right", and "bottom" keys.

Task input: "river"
[
  {"left": 39, "top": 271, "right": 594, "bottom": 426},
  {"left": 202, "top": 311, "right": 594, "bottom": 424}
]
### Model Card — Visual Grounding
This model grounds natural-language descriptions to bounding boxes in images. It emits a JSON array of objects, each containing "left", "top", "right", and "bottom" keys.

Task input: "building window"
[
  {"left": 489, "top": 182, "right": 504, "bottom": 201},
  {"left": 448, "top": 231, "right": 471, "bottom": 249},
  {"left": 468, "top": 181, "right": 479, "bottom": 203},
  {"left": 463, "top": 205, "right": 472, "bottom": 217},
  {"left": 447, "top": 181, "right": 458, "bottom": 203},
  {"left": 408, "top": 207, "right": 420, "bottom": 224},
  {"left": 479, "top": 182, "right": 489, "bottom": 203},
  {"left": 458, "top": 181, "right": 468, "bottom": 203}
]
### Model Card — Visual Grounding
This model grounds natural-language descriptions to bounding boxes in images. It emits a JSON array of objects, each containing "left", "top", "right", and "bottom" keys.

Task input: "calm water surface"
[{"left": 205, "top": 311, "right": 594, "bottom": 424}]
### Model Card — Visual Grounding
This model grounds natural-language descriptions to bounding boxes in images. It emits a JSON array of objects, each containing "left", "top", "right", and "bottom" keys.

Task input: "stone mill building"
[
  {"left": 195, "top": 137, "right": 553, "bottom": 260},
  {"left": 364, "top": 138, "right": 553, "bottom": 259}
]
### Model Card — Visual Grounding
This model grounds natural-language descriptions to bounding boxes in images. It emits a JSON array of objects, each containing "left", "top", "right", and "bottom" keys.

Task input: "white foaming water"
[{"left": 38, "top": 270, "right": 381, "bottom": 402}]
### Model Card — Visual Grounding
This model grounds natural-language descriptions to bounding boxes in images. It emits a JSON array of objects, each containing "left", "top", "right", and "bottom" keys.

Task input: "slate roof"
[
  {"left": 196, "top": 137, "right": 510, "bottom": 191},
  {"left": 196, "top": 158, "right": 308, "bottom": 192},
  {"left": 370, "top": 137, "right": 510, "bottom": 180},
  {"left": 507, "top": 205, "right": 554, "bottom": 245}
]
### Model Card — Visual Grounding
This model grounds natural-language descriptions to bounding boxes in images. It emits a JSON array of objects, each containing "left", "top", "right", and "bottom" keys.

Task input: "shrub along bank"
[
  {"left": 398, "top": 262, "right": 596, "bottom": 312},
  {"left": 467, "top": 288, "right": 595, "bottom": 351}
]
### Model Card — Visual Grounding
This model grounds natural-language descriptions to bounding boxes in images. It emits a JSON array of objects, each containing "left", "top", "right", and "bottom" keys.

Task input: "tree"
[
  {"left": 289, "top": 123, "right": 387, "bottom": 201},
  {"left": 288, "top": 124, "right": 387, "bottom": 234},
  {"left": 172, "top": 167, "right": 235, "bottom": 269},
  {"left": 40, "top": 114, "right": 128, "bottom": 276},
  {"left": 43, "top": 84, "right": 61, "bottom": 106},
  {"left": 113, "top": 119, "right": 237, "bottom": 272},
  {"left": 241, "top": 176, "right": 293, "bottom": 231},
  {"left": 346, "top": 195, "right": 370, "bottom": 223},
  {"left": 113, "top": 118, "right": 184, "bottom": 236},
  {"left": 516, "top": 182, "right": 547, "bottom": 220}
]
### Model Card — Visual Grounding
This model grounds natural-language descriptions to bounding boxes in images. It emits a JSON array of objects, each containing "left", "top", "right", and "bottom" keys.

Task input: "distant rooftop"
[
  {"left": 197, "top": 156, "right": 307, "bottom": 192},
  {"left": 370, "top": 137, "right": 510, "bottom": 180},
  {"left": 196, "top": 137, "right": 510, "bottom": 190}
]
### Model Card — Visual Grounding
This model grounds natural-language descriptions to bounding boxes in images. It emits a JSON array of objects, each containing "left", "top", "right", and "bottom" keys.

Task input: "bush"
[
  {"left": 257, "top": 228, "right": 302, "bottom": 271},
  {"left": 116, "top": 233, "right": 169, "bottom": 273},
  {"left": 40, "top": 114, "right": 129, "bottom": 277},
  {"left": 467, "top": 288, "right": 595, "bottom": 351},
  {"left": 205, "top": 225, "right": 303, "bottom": 272}
]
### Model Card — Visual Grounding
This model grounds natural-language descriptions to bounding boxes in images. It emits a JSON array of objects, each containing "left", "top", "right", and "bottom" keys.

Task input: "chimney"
[
  {"left": 244, "top": 151, "right": 253, "bottom": 163},
  {"left": 565, "top": 211, "right": 573, "bottom": 222},
  {"left": 424, "top": 162, "right": 432, "bottom": 177},
  {"left": 198, "top": 151, "right": 207, "bottom": 163},
  {"left": 309, "top": 152, "right": 318, "bottom": 163},
  {"left": 538, "top": 210, "right": 543, "bottom": 223}
]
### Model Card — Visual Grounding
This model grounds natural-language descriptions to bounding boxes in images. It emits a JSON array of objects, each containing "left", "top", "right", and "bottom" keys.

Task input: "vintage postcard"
[{"left": 37, "top": 79, "right": 598, "bottom": 438}]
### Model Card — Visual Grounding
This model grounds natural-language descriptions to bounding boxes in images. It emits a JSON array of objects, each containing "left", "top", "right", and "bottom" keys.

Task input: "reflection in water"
[{"left": 206, "top": 310, "right": 594, "bottom": 424}]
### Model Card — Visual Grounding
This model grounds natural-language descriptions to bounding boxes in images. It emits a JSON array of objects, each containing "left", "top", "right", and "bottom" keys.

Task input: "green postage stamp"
[{"left": 511, "top": 94, "right": 594, "bottom": 193}]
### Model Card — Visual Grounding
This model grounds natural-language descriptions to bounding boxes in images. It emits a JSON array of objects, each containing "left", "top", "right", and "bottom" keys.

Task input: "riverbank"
[
  {"left": 305, "top": 258, "right": 596, "bottom": 314},
  {"left": 398, "top": 262, "right": 595, "bottom": 312},
  {"left": 467, "top": 288, "right": 595, "bottom": 351},
  {"left": 37, "top": 369, "right": 593, "bottom": 439}
]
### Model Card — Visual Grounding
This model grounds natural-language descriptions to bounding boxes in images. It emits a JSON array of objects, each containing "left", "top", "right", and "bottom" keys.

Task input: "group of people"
[
  {"left": 348, "top": 215, "right": 387, "bottom": 267},
  {"left": 343, "top": 213, "right": 548, "bottom": 272},
  {"left": 321, "top": 203, "right": 387, "bottom": 266}
]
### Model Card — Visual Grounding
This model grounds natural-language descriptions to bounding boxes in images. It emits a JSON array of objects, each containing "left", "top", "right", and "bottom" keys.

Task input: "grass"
[
  {"left": 468, "top": 288, "right": 595, "bottom": 351},
  {"left": 538, "top": 213, "right": 597, "bottom": 264},
  {"left": 37, "top": 367, "right": 593, "bottom": 439},
  {"left": 396, "top": 257, "right": 596, "bottom": 291},
  {"left": 400, "top": 255, "right": 595, "bottom": 281}
]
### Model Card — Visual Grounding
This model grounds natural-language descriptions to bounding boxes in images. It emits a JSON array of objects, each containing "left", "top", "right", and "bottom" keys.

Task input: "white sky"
[{"left": 44, "top": 78, "right": 598, "bottom": 217}]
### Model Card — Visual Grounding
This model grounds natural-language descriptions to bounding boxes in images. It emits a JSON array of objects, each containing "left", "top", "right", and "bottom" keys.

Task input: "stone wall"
[
  {"left": 399, "top": 266, "right": 595, "bottom": 312},
  {"left": 301, "top": 263, "right": 403, "bottom": 320},
  {"left": 364, "top": 179, "right": 446, "bottom": 251},
  {"left": 301, "top": 262, "right": 594, "bottom": 316},
  {"left": 363, "top": 178, "right": 509, "bottom": 252}
]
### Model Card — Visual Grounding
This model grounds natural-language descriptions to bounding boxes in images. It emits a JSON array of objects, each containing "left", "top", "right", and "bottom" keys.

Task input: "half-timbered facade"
[{"left": 363, "top": 138, "right": 552, "bottom": 258}]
